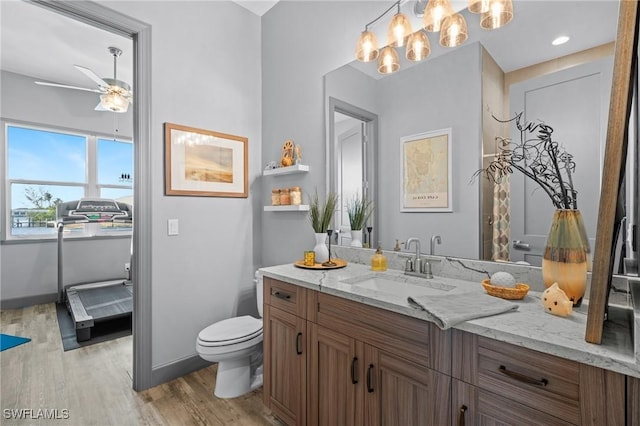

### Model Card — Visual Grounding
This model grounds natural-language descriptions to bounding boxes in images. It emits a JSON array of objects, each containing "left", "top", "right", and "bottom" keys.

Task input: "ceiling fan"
[{"left": 35, "top": 46, "right": 132, "bottom": 113}]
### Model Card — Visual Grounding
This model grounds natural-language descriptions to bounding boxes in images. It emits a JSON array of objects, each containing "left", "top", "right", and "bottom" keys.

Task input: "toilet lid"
[{"left": 198, "top": 315, "right": 262, "bottom": 344}]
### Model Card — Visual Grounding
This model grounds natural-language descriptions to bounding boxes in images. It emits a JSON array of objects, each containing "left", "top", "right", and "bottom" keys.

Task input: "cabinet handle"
[
  {"left": 458, "top": 405, "right": 467, "bottom": 426},
  {"left": 295, "top": 332, "right": 303, "bottom": 355},
  {"left": 499, "top": 365, "right": 548, "bottom": 387},
  {"left": 351, "top": 357, "right": 358, "bottom": 384},
  {"left": 366, "top": 364, "right": 374, "bottom": 393},
  {"left": 274, "top": 291, "right": 291, "bottom": 300}
]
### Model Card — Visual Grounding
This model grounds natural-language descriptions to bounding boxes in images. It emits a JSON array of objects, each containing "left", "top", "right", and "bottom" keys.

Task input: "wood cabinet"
[
  {"left": 263, "top": 278, "right": 307, "bottom": 426},
  {"left": 263, "top": 277, "right": 634, "bottom": 426},
  {"left": 451, "top": 330, "right": 626, "bottom": 425}
]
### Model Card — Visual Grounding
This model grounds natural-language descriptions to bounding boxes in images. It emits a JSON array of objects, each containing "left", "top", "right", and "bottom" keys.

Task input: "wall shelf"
[
  {"left": 263, "top": 164, "right": 309, "bottom": 176},
  {"left": 264, "top": 205, "right": 310, "bottom": 212}
]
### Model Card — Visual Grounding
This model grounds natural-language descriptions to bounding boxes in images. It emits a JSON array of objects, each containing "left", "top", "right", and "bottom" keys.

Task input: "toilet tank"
[{"left": 255, "top": 271, "right": 263, "bottom": 318}]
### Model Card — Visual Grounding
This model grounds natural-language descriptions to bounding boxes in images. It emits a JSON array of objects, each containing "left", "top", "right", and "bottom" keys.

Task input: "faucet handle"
[{"left": 405, "top": 257, "right": 414, "bottom": 273}]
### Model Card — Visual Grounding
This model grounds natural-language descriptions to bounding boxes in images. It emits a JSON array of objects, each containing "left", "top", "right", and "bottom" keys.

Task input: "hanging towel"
[{"left": 407, "top": 292, "right": 519, "bottom": 330}]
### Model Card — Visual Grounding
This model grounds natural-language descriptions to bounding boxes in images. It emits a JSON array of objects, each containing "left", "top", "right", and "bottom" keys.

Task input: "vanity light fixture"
[
  {"left": 406, "top": 30, "right": 431, "bottom": 61},
  {"left": 355, "top": 0, "right": 514, "bottom": 74},
  {"left": 552, "top": 35, "right": 570, "bottom": 46},
  {"left": 356, "top": 29, "right": 379, "bottom": 62},
  {"left": 388, "top": 3, "right": 412, "bottom": 47},
  {"left": 423, "top": 0, "right": 455, "bottom": 32},
  {"left": 468, "top": 0, "right": 490, "bottom": 14},
  {"left": 439, "top": 13, "right": 468, "bottom": 47},
  {"left": 480, "top": 0, "right": 514, "bottom": 30},
  {"left": 378, "top": 45, "right": 400, "bottom": 74}
]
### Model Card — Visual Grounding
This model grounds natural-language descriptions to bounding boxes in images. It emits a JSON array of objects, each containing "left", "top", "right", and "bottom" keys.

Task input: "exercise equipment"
[{"left": 57, "top": 198, "right": 133, "bottom": 342}]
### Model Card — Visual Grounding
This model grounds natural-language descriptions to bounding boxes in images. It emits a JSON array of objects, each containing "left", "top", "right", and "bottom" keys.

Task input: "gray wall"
[
  {"left": 262, "top": 1, "right": 482, "bottom": 263},
  {"left": 1, "top": 1, "right": 262, "bottom": 370},
  {"left": 261, "top": 1, "right": 387, "bottom": 266},
  {"left": 376, "top": 44, "right": 482, "bottom": 259},
  {"left": 0, "top": 71, "right": 133, "bottom": 302}
]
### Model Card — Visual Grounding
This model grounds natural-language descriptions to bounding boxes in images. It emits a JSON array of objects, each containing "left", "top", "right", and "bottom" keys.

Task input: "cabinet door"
[
  {"left": 308, "top": 323, "right": 363, "bottom": 426},
  {"left": 452, "top": 379, "right": 573, "bottom": 426},
  {"left": 364, "top": 346, "right": 451, "bottom": 426},
  {"left": 263, "top": 305, "right": 306, "bottom": 426}
]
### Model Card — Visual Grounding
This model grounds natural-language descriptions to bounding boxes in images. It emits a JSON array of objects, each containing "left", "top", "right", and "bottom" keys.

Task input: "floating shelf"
[
  {"left": 263, "top": 164, "right": 309, "bottom": 176},
  {"left": 264, "top": 205, "right": 310, "bottom": 212}
]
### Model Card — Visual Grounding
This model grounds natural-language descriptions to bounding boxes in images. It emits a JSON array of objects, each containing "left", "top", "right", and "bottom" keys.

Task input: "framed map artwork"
[{"left": 400, "top": 128, "right": 452, "bottom": 212}]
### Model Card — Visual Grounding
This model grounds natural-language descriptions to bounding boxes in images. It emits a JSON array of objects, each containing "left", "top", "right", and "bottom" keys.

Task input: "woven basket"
[{"left": 481, "top": 279, "right": 530, "bottom": 300}]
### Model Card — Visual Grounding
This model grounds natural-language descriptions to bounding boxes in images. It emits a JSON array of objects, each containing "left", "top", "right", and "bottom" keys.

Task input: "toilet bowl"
[{"left": 196, "top": 272, "right": 264, "bottom": 399}]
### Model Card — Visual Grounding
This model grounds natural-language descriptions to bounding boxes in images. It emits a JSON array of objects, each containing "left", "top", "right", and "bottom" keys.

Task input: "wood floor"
[{"left": 1, "top": 303, "right": 282, "bottom": 426}]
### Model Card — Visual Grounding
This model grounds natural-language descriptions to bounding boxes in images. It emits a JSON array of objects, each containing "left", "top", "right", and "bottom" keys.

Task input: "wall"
[
  {"left": 100, "top": 0, "right": 262, "bottom": 368},
  {"left": 261, "top": 1, "right": 406, "bottom": 266},
  {"left": 0, "top": 70, "right": 133, "bottom": 304},
  {"left": 375, "top": 44, "right": 482, "bottom": 259},
  {"left": 1, "top": 1, "right": 262, "bottom": 372}
]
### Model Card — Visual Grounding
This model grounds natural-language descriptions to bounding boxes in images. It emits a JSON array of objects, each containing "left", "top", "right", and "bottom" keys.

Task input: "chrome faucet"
[
  {"left": 404, "top": 237, "right": 433, "bottom": 279},
  {"left": 430, "top": 235, "right": 441, "bottom": 255}
]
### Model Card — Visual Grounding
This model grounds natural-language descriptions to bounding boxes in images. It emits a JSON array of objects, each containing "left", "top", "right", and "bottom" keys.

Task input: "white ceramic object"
[
  {"left": 350, "top": 230, "right": 363, "bottom": 248},
  {"left": 196, "top": 272, "right": 264, "bottom": 398},
  {"left": 313, "top": 232, "right": 329, "bottom": 263},
  {"left": 490, "top": 271, "right": 516, "bottom": 287}
]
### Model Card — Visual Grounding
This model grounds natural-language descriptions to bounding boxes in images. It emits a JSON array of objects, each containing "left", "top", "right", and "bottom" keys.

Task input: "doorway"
[{"left": 26, "top": 0, "right": 153, "bottom": 391}]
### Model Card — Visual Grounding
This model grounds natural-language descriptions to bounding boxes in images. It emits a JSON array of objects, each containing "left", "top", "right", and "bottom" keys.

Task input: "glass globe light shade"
[
  {"left": 387, "top": 12, "right": 413, "bottom": 47},
  {"left": 423, "top": 0, "right": 454, "bottom": 32},
  {"left": 356, "top": 30, "right": 379, "bottom": 62},
  {"left": 377, "top": 46, "right": 400, "bottom": 75},
  {"left": 468, "top": 0, "right": 490, "bottom": 14},
  {"left": 480, "top": 0, "right": 513, "bottom": 30},
  {"left": 439, "top": 13, "right": 468, "bottom": 48},
  {"left": 406, "top": 31, "right": 431, "bottom": 62}
]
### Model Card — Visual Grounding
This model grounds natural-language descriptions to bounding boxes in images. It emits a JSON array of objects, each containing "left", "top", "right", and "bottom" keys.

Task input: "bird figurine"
[{"left": 541, "top": 283, "right": 573, "bottom": 317}]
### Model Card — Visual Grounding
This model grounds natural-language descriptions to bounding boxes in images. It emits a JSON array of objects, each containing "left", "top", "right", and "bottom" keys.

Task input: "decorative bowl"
[{"left": 481, "top": 279, "right": 530, "bottom": 300}]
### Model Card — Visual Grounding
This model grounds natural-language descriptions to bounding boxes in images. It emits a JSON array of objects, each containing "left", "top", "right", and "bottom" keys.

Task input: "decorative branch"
[{"left": 472, "top": 112, "right": 578, "bottom": 210}]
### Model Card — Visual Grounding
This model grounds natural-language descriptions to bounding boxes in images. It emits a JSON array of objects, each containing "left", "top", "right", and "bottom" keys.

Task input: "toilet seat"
[{"left": 197, "top": 315, "right": 263, "bottom": 347}]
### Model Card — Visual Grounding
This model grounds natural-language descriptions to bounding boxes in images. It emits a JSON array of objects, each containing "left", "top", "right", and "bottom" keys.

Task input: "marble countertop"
[{"left": 259, "top": 261, "right": 639, "bottom": 379}]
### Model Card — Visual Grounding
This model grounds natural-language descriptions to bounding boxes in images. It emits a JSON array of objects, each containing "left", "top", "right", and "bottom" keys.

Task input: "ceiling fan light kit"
[{"left": 35, "top": 46, "right": 132, "bottom": 113}]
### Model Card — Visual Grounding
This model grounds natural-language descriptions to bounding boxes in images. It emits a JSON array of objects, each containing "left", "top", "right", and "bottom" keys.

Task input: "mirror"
[{"left": 325, "top": 1, "right": 625, "bottom": 264}]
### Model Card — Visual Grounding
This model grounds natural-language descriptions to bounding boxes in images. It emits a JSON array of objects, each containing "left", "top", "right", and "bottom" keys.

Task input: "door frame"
[{"left": 28, "top": 0, "right": 153, "bottom": 391}]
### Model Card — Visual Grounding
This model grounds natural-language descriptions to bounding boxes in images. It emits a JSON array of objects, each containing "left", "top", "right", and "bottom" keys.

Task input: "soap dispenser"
[{"left": 371, "top": 244, "right": 387, "bottom": 272}]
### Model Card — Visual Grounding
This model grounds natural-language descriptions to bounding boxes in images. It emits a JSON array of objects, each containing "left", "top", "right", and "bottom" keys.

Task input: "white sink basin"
[{"left": 341, "top": 274, "right": 455, "bottom": 298}]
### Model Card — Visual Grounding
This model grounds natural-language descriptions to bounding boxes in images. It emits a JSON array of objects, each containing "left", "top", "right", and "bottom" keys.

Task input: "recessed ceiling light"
[{"left": 552, "top": 36, "right": 570, "bottom": 46}]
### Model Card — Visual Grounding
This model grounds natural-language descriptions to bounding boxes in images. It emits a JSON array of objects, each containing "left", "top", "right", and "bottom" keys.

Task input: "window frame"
[{"left": 3, "top": 121, "right": 133, "bottom": 241}]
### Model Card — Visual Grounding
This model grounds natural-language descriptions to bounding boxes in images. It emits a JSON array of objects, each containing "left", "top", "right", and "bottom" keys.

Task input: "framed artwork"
[
  {"left": 400, "top": 128, "right": 452, "bottom": 212},
  {"left": 164, "top": 123, "right": 248, "bottom": 197}
]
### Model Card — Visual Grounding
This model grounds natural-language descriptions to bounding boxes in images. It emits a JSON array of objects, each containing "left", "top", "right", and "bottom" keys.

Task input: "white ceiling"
[{"left": 0, "top": 1, "right": 620, "bottom": 91}]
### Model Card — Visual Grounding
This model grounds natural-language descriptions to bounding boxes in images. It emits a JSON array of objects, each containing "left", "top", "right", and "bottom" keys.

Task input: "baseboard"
[
  {"left": 1, "top": 293, "right": 57, "bottom": 309},
  {"left": 151, "top": 354, "right": 212, "bottom": 388}
]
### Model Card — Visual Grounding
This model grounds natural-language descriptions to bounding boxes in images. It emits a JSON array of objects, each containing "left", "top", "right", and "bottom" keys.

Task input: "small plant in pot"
[
  {"left": 308, "top": 191, "right": 338, "bottom": 263},
  {"left": 346, "top": 195, "right": 373, "bottom": 248}
]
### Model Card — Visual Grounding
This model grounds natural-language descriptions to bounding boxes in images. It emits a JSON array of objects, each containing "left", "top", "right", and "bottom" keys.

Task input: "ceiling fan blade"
[
  {"left": 74, "top": 65, "right": 109, "bottom": 88},
  {"left": 35, "top": 81, "right": 102, "bottom": 93}
]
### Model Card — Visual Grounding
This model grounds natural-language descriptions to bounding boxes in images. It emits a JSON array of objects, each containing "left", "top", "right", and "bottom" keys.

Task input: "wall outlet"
[{"left": 124, "top": 262, "right": 131, "bottom": 272}]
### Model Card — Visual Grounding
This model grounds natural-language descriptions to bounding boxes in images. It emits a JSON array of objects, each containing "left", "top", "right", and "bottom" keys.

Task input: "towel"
[{"left": 407, "top": 292, "right": 519, "bottom": 330}]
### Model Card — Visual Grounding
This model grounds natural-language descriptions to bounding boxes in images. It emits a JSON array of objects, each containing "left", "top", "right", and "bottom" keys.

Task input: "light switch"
[{"left": 168, "top": 219, "right": 179, "bottom": 236}]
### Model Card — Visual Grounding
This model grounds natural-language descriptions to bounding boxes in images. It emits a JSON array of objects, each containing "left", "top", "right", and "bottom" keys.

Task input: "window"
[{"left": 6, "top": 124, "right": 133, "bottom": 239}]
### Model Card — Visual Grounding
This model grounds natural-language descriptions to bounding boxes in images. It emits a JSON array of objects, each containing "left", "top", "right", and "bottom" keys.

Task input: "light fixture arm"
[{"left": 364, "top": 0, "right": 403, "bottom": 30}]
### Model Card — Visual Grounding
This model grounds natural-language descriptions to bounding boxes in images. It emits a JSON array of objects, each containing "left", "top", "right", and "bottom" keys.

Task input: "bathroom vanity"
[{"left": 260, "top": 259, "right": 639, "bottom": 426}]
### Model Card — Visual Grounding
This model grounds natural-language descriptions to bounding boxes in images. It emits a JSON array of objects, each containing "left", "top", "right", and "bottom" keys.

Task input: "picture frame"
[
  {"left": 164, "top": 123, "right": 248, "bottom": 198},
  {"left": 400, "top": 128, "right": 452, "bottom": 212}
]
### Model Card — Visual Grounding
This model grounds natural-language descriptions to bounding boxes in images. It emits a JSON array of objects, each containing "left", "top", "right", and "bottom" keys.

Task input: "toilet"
[{"left": 196, "top": 271, "right": 264, "bottom": 399}]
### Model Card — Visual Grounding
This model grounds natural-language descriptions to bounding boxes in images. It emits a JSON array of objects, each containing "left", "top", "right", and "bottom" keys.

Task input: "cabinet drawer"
[
  {"left": 477, "top": 336, "right": 580, "bottom": 424},
  {"left": 315, "top": 292, "right": 450, "bottom": 374},
  {"left": 264, "top": 277, "right": 307, "bottom": 318}
]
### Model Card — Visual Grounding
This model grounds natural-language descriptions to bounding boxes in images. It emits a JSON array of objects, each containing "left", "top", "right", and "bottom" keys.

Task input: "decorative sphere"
[{"left": 490, "top": 271, "right": 516, "bottom": 287}]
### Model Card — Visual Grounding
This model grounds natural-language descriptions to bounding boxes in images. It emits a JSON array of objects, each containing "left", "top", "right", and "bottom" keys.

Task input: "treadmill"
[{"left": 57, "top": 199, "right": 133, "bottom": 342}]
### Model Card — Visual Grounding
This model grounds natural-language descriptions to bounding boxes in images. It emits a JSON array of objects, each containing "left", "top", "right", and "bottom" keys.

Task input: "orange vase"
[{"left": 542, "top": 209, "right": 588, "bottom": 307}]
